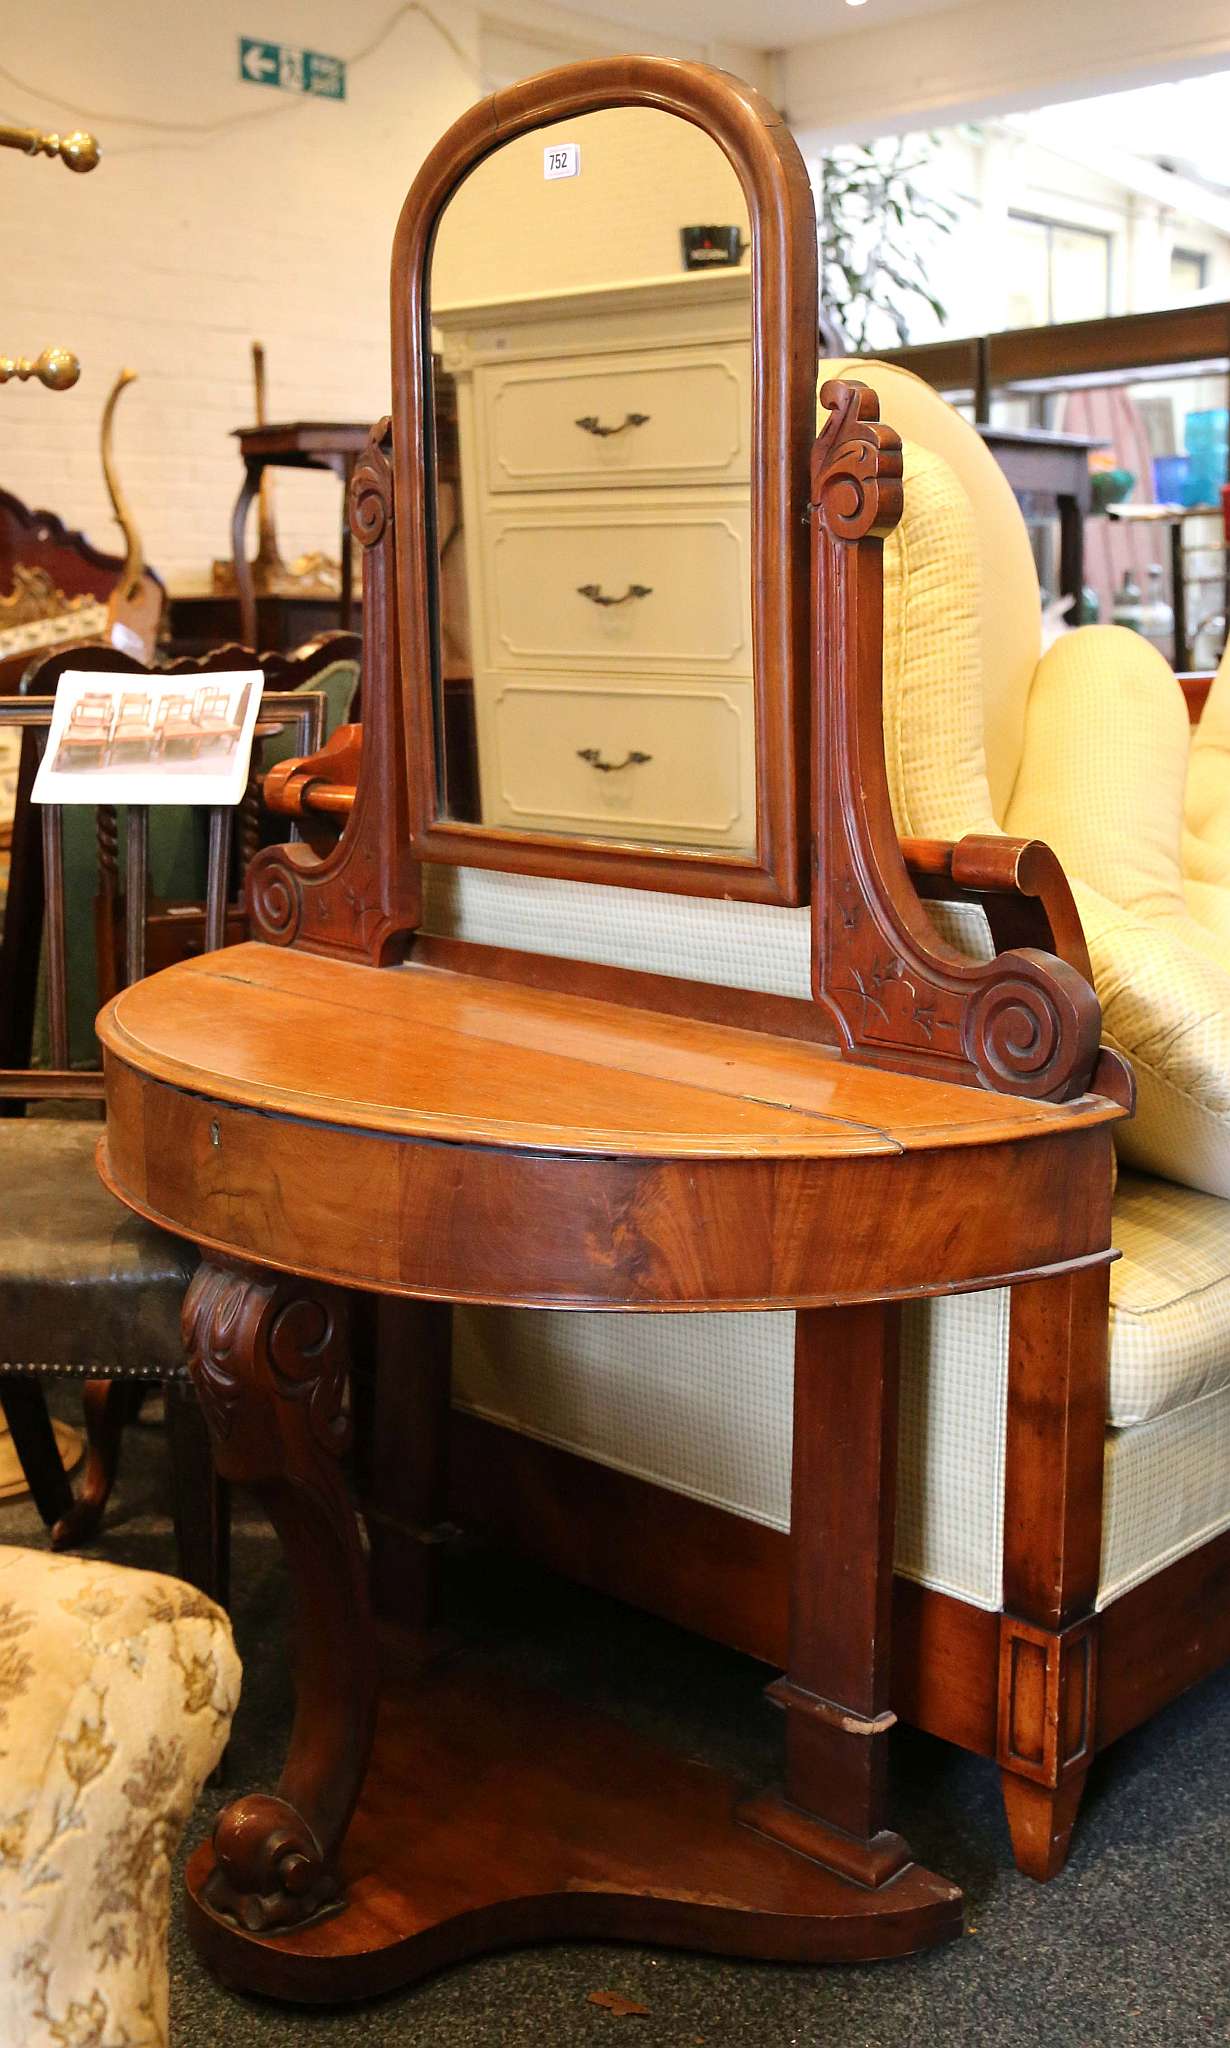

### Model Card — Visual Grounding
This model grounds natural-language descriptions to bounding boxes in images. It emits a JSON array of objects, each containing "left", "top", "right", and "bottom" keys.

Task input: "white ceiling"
[
  {"left": 546, "top": 0, "right": 981, "bottom": 56},
  {"left": 1019, "top": 73, "right": 1230, "bottom": 192}
]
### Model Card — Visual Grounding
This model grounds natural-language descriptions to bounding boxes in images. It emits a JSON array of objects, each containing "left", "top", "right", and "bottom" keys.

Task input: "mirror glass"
[{"left": 427, "top": 107, "right": 754, "bottom": 851}]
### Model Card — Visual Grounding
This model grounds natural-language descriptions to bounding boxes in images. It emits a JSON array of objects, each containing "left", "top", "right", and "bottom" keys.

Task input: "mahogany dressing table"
[{"left": 97, "top": 58, "right": 1130, "bottom": 2006}]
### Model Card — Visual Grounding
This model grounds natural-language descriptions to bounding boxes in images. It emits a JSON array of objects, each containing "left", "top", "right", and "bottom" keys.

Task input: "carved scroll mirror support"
[{"left": 812, "top": 379, "right": 1127, "bottom": 1106}]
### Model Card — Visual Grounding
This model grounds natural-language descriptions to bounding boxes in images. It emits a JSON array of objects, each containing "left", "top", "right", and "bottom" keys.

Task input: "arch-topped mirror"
[{"left": 392, "top": 58, "right": 817, "bottom": 904}]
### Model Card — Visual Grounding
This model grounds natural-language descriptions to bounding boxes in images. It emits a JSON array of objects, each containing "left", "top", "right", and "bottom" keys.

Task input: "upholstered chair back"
[{"left": 821, "top": 358, "right": 1041, "bottom": 822}]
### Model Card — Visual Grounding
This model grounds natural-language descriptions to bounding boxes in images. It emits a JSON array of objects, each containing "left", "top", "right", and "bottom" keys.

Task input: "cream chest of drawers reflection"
[{"left": 433, "top": 266, "right": 754, "bottom": 850}]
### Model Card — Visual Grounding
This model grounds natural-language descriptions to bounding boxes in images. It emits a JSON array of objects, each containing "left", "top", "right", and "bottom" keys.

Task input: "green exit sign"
[{"left": 239, "top": 38, "right": 345, "bottom": 99}]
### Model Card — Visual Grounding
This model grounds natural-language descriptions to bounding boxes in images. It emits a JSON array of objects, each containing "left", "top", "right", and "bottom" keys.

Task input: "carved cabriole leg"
[
  {"left": 182, "top": 1259, "right": 376, "bottom": 1933},
  {"left": 741, "top": 1302, "right": 911, "bottom": 1887},
  {"left": 998, "top": 1262, "right": 1109, "bottom": 1880}
]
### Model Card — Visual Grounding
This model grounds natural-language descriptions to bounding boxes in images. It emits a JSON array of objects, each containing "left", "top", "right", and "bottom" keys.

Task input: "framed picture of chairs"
[{"left": 34, "top": 670, "right": 263, "bottom": 805}]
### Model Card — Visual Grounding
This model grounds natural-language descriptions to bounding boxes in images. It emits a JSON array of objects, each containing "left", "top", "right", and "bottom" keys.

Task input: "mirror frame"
[{"left": 392, "top": 56, "right": 817, "bottom": 905}]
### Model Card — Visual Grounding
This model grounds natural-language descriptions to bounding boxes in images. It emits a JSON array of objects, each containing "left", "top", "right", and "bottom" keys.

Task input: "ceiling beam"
[
  {"left": 782, "top": 0, "right": 1230, "bottom": 144},
  {"left": 999, "top": 118, "right": 1230, "bottom": 239}
]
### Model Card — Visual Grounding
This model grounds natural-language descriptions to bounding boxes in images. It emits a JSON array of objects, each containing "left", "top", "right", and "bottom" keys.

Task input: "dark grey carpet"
[{"left": 6, "top": 1401, "right": 1226, "bottom": 2047}]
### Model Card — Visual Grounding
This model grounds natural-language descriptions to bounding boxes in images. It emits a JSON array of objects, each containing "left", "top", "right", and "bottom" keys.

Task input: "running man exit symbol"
[{"left": 239, "top": 39, "right": 346, "bottom": 99}]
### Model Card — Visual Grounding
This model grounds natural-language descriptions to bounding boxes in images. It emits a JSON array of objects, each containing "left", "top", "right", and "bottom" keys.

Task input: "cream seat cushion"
[
  {"left": 1110, "top": 1169, "right": 1230, "bottom": 1423},
  {"left": 1183, "top": 867, "right": 1230, "bottom": 949},
  {"left": 0, "top": 1547, "right": 239, "bottom": 2048}
]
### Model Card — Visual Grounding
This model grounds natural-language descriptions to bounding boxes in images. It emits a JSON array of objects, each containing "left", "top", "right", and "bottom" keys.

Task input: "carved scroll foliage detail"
[
  {"left": 246, "top": 851, "right": 304, "bottom": 947},
  {"left": 963, "top": 951, "right": 1100, "bottom": 1100},
  {"left": 348, "top": 415, "right": 393, "bottom": 549},
  {"left": 181, "top": 1262, "right": 254, "bottom": 1442},
  {"left": 267, "top": 1292, "right": 352, "bottom": 1456},
  {"left": 209, "top": 1793, "right": 337, "bottom": 1935},
  {"left": 813, "top": 378, "right": 903, "bottom": 542},
  {"left": 181, "top": 1262, "right": 352, "bottom": 1472}
]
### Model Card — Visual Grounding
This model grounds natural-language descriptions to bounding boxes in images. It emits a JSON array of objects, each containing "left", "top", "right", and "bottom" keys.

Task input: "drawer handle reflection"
[
  {"left": 577, "top": 747, "right": 652, "bottom": 774},
  {"left": 576, "top": 582, "right": 653, "bottom": 607},
  {"left": 574, "top": 411, "right": 650, "bottom": 437}
]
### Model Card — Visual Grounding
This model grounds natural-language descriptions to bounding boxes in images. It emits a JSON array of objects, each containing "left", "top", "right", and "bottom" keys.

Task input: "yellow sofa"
[{"left": 421, "top": 360, "right": 1230, "bottom": 1878}]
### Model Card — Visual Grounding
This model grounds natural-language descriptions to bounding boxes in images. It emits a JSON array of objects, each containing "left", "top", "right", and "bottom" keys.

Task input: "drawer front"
[
  {"left": 479, "top": 346, "right": 750, "bottom": 492},
  {"left": 481, "top": 505, "right": 751, "bottom": 678},
  {"left": 477, "top": 679, "right": 755, "bottom": 848}
]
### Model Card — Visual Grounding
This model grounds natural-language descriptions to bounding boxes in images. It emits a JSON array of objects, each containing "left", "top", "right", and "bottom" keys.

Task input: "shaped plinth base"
[{"left": 185, "top": 1646, "right": 963, "bottom": 2005}]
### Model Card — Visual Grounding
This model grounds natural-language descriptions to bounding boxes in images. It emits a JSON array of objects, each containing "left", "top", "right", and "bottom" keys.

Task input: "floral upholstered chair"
[{"left": 0, "top": 1546, "right": 240, "bottom": 2047}]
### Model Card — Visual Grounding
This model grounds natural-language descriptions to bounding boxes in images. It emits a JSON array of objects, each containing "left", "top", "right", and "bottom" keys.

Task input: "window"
[
  {"left": 1004, "top": 212, "right": 1113, "bottom": 326},
  {"left": 1171, "top": 246, "right": 1209, "bottom": 298}
]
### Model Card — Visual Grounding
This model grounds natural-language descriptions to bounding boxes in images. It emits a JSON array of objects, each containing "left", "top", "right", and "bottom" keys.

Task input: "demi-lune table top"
[
  {"left": 97, "top": 944, "right": 1120, "bottom": 1313},
  {"left": 100, "top": 942, "right": 1116, "bottom": 1159}
]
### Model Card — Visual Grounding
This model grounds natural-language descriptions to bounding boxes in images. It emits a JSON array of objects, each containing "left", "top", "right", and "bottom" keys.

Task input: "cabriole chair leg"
[
  {"left": 0, "top": 1377, "right": 75, "bottom": 1528},
  {"left": 51, "top": 1379, "right": 144, "bottom": 1548}
]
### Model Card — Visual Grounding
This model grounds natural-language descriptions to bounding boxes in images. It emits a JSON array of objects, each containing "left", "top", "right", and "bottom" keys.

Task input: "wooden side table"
[
  {"left": 230, "top": 424, "right": 371, "bottom": 649},
  {"left": 93, "top": 56, "right": 1134, "bottom": 2016},
  {"left": 977, "top": 426, "right": 1104, "bottom": 612},
  {"left": 165, "top": 591, "right": 359, "bottom": 661},
  {"left": 98, "top": 940, "right": 1122, "bottom": 2002},
  {"left": 1107, "top": 501, "right": 1224, "bottom": 669}
]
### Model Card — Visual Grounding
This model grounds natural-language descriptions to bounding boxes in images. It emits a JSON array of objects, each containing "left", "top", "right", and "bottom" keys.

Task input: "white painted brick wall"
[{"left": 0, "top": 0, "right": 481, "bottom": 588}]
